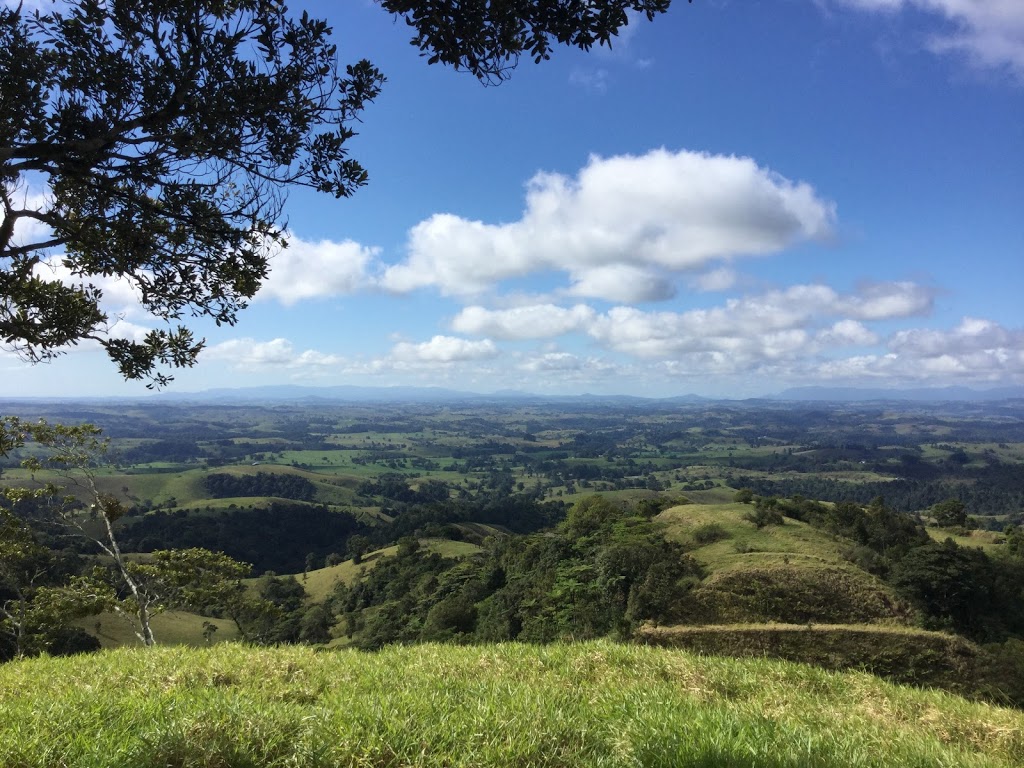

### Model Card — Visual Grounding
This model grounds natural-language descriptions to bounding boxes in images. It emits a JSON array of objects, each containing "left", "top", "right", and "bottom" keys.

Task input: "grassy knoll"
[
  {"left": 658, "top": 502, "right": 914, "bottom": 626},
  {"left": 1, "top": 641, "right": 1021, "bottom": 767},
  {"left": 690, "top": 563, "right": 913, "bottom": 626},
  {"left": 657, "top": 502, "right": 851, "bottom": 571}
]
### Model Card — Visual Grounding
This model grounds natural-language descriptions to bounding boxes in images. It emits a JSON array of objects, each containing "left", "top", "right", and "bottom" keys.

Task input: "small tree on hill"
[
  {"left": 1, "top": 417, "right": 252, "bottom": 646},
  {"left": 930, "top": 498, "right": 968, "bottom": 529},
  {"left": 744, "top": 497, "right": 784, "bottom": 528}
]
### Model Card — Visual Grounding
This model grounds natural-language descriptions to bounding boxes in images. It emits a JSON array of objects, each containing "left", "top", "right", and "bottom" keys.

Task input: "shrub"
[{"left": 691, "top": 523, "right": 731, "bottom": 546}]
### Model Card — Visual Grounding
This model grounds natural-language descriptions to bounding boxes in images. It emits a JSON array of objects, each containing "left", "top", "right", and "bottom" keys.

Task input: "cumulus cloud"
[
  {"left": 25, "top": 233, "right": 379, "bottom": 316},
  {"left": 381, "top": 149, "right": 835, "bottom": 301},
  {"left": 452, "top": 304, "right": 597, "bottom": 339},
  {"left": 816, "top": 319, "right": 880, "bottom": 346},
  {"left": 257, "top": 235, "right": 378, "bottom": 305},
  {"left": 390, "top": 335, "right": 499, "bottom": 364},
  {"left": 587, "top": 282, "right": 931, "bottom": 358},
  {"left": 889, "top": 316, "right": 1024, "bottom": 357},
  {"left": 203, "top": 338, "right": 345, "bottom": 371},
  {"left": 835, "top": 281, "right": 934, "bottom": 320},
  {"left": 517, "top": 352, "right": 620, "bottom": 380},
  {"left": 836, "top": 0, "right": 1024, "bottom": 77},
  {"left": 449, "top": 282, "right": 933, "bottom": 368},
  {"left": 518, "top": 352, "right": 586, "bottom": 372},
  {"left": 812, "top": 317, "right": 1024, "bottom": 383},
  {"left": 566, "top": 264, "right": 676, "bottom": 302},
  {"left": 32, "top": 256, "right": 145, "bottom": 314}
]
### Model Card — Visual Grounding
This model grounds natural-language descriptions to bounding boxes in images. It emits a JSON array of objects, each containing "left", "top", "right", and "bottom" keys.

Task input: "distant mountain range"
[
  {"left": 151, "top": 385, "right": 711, "bottom": 405},
  {"left": 143, "top": 384, "right": 1024, "bottom": 405},
  {"left": 770, "top": 386, "right": 1024, "bottom": 403},
  {"left": 3, "top": 384, "right": 1021, "bottom": 405}
]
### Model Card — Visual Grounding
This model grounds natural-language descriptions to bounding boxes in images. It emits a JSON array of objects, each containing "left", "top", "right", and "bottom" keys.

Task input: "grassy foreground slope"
[{"left": 2, "top": 642, "right": 1022, "bottom": 768}]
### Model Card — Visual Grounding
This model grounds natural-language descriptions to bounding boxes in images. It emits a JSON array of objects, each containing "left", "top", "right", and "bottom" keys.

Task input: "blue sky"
[{"left": 5, "top": 0, "right": 1023, "bottom": 398}]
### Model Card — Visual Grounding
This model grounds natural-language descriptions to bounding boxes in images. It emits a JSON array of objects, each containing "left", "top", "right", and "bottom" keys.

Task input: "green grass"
[
  {"left": 657, "top": 502, "right": 851, "bottom": 572},
  {"left": 1, "top": 641, "right": 1021, "bottom": 767},
  {"left": 73, "top": 610, "right": 240, "bottom": 648},
  {"left": 926, "top": 526, "right": 1005, "bottom": 554}
]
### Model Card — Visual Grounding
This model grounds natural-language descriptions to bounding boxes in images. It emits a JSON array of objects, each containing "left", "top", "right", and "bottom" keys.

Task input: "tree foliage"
[
  {"left": 337, "top": 495, "right": 703, "bottom": 648},
  {"left": 379, "top": 0, "right": 678, "bottom": 83},
  {"left": 203, "top": 471, "right": 317, "bottom": 502},
  {"left": 931, "top": 498, "right": 968, "bottom": 528},
  {"left": 0, "top": 0, "right": 383, "bottom": 385}
]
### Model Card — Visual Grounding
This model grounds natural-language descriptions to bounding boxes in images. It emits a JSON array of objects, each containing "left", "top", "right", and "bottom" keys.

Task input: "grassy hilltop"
[{"left": 2, "top": 641, "right": 1023, "bottom": 768}]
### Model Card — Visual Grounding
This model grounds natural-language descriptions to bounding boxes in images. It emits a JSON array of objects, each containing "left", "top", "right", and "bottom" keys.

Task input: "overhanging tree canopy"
[
  {"left": 1, "top": 0, "right": 674, "bottom": 385},
  {"left": 379, "top": 0, "right": 675, "bottom": 82}
]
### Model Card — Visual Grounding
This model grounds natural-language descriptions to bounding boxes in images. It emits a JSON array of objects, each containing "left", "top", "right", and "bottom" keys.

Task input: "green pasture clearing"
[
  {"left": 116, "top": 460, "right": 197, "bottom": 471},
  {"left": 926, "top": 526, "right": 1005, "bottom": 553},
  {"left": 918, "top": 443, "right": 978, "bottom": 461},
  {"left": 974, "top": 442, "right": 1024, "bottom": 463},
  {"left": 670, "top": 485, "right": 736, "bottom": 504},
  {"left": 454, "top": 521, "right": 511, "bottom": 539},
  {"left": 556, "top": 487, "right": 664, "bottom": 505},
  {"left": 222, "top": 436, "right": 301, "bottom": 445},
  {"left": 93, "top": 469, "right": 207, "bottom": 505},
  {"left": 298, "top": 556, "right": 384, "bottom": 601},
  {"left": 657, "top": 502, "right": 851, "bottom": 572},
  {"left": 73, "top": 610, "right": 240, "bottom": 649},
  {"left": 421, "top": 538, "right": 484, "bottom": 558},
  {"left": 2, "top": 640, "right": 1021, "bottom": 767}
]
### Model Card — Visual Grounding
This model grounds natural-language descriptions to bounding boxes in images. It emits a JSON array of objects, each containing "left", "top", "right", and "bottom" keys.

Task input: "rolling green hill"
[{"left": 656, "top": 502, "right": 914, "bottom": 626}]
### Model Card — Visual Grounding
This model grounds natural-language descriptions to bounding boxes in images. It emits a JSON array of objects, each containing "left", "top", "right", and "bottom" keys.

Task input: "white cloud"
[
  {"left": 32, "top": 256, "right": 145, "bottom": 313},
  {"left": 381, "top": 149, "right": 835, "bottom": 301},
  {"left": 566, "top": 264, "right": 676, "bottom": 302},
  {"left": 203, "top": 338, "right": 345, "bottom": 371},
  {"left": 26, "top": 233, "right": 378, "bottom": 316},
  {"left": 888, "top": 316, "right": 1024, "bottom": 356},
  {"left": 817, "top": 319, "right": 880, "bottom": 346},
  {"left": 814, "top": 317, "right": 1024, "bottom": 383},
  {"left": 518, "top": 352, "right": 618, "bottom": 375},
  {"left": 257, "top": 235, "right": 378, "bottom": 305},
  {"left": 836, "top": 0, "right": 1024, "bottom": 77},
  {"left": 449, "top": 282, "right": 932, "bottom": 361},
  {"left": 835, "top": 281, "right": 934, "bottom": 320},
  {"left": 585, "top": 282, "right": 925, "bottom": 359},
  {"left": 390, "top": 335, "right": 499, "bottom": 364},
  {"left": 451, "top": 304, "right": 596, "bottom": 340}
]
